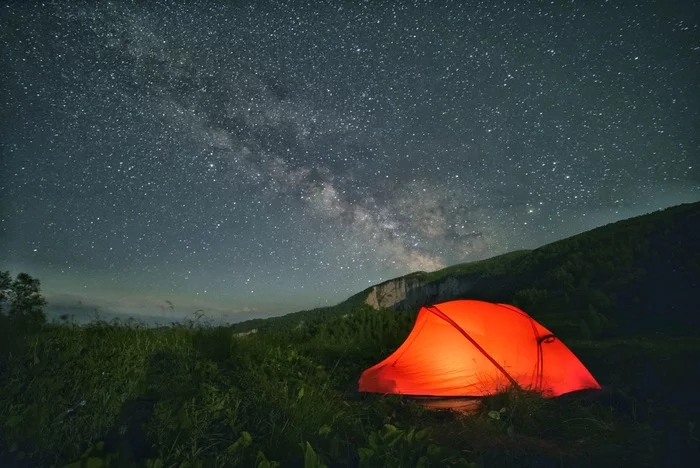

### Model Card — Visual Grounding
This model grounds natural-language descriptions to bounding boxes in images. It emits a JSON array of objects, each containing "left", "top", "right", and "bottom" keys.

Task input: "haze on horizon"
[{"left": 1, "top": 1, "right": 698, "bottom": 325}]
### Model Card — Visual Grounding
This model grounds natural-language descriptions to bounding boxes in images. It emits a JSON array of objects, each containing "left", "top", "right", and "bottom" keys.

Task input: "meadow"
[{"left": 0, "top": 303, "right": 698, "bottom": 467}]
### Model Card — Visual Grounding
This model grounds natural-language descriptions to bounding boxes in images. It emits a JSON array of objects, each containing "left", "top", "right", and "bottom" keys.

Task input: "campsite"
[
  {"left": 3, "top": 1, "right": 699, "bottom": 465},
  {"left": 1, "top": 202, "right": 699, "bottom": 467}
]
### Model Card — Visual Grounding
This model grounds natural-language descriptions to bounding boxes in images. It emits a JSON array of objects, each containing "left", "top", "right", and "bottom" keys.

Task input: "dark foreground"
[{"left": 1, "top": 307, "right": 698, "bottom": 467}]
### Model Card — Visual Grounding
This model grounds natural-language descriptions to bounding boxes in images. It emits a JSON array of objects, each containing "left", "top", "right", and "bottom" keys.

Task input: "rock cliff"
[
  {"left": 364, "top": 273, "right": 494, "bottom": 311},
  {"left": 364, "top": 275, "right": 425, "bottom": 310},
  {"left": 362, "top": 250, "right": 532, "bottom": 311}
]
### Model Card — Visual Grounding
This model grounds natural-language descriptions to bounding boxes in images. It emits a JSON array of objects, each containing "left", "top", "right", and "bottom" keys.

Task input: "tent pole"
[{"left": 427, "top": 306, "right": 521, "bottom": 391}]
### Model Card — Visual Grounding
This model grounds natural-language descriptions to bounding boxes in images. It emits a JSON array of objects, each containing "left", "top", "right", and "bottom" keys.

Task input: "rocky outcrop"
[
  {"left": 365, "top": 276, "right": 426, "bottom": 309},
  {"left": 365, "top": 273, "right": 495, "bottom": 311}
]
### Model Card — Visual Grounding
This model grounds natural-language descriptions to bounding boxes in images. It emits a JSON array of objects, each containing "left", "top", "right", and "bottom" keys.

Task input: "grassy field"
[{"left": 0, "top": 306, "right": 698, "bottom": 467}]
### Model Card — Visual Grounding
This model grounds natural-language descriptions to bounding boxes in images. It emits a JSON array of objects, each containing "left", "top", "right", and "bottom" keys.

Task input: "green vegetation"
[
  {"left": 1, "top": 202, "right": 699, "bottom": 466},
  {"left": 1, "top": 300, "right": 699, "bottom": 467}
]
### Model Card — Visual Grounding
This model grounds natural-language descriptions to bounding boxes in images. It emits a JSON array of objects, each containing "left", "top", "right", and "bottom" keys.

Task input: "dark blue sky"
[{"left": 1, "top": 0, "right": 698, "bottom": 323}]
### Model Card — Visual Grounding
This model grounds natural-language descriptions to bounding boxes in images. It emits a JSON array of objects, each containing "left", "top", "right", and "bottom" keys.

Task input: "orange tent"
[{"left": 358, "top": 300, "right": 601, "bottom": 397}]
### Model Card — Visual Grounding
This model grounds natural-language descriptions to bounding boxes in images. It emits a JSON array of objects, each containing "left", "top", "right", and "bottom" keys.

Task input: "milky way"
[{"left": 1, "top": 0, "right": 699, "bottom": 322}]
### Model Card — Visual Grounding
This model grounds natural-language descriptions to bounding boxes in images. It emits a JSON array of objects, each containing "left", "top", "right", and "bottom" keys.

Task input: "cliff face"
[
  {"left": 365, "top": 274, "right": 488, "bottom": 311},
  {"left": 364, "top": 276, "right": 424, "bottom": 309}
]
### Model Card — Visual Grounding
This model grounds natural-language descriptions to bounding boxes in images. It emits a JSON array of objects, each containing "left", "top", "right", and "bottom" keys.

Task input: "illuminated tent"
[{"left": 358, "top": 300, "right": 601, "bottom": 397}]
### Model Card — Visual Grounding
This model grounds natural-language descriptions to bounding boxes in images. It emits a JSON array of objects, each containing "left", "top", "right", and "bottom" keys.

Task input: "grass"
[{"left": 1, "top": 312, "right": 698, "bottom": 467}]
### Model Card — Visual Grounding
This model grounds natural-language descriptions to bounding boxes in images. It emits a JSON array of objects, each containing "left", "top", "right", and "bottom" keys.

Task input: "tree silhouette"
[
  {"left": 0, "top": 270, "right": 47, "bottom": 329},
  {"left": 0, "top": 270, "right": 11, "bottom": 307}
]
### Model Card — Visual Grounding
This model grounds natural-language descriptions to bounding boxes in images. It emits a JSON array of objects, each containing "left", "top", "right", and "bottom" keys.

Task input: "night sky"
[{"left": 1, "top": 0, "right": 699, "bottom": 324}]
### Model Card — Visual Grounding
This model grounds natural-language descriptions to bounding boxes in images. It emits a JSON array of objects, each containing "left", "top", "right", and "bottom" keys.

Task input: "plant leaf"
[
  {"left": 357, "top": 447, "right": 374, "bottom": 461},
  {"left": 85, "top": 457, "right": 105, "bottom": 468},
  {"left": 303, "top": 441, "right": 323, "bottom": 468}
]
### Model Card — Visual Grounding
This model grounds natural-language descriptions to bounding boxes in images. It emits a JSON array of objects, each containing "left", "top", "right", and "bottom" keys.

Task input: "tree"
[
  {"left": 0, "top": 271, "right": 47, "bottom": 328},
  {"left": 588, "top": 289, "right": 613, "bottom": 311},
  {"left": 513, "top": 288, "right": 549, "bottom": 310},
  {"left": 0, "top": 270, "right": 11, "bottom": 305},
  {"left": 579, "top": 319, "right": 592, "bottom": 341},
  {"left": 585, "top": 304, "right": 611, "bottom": 339}
]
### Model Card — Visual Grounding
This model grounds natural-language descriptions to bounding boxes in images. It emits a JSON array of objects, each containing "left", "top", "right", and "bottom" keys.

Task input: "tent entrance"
[{"left": 426, "top": 306, "right": 521, "bottom": 391}]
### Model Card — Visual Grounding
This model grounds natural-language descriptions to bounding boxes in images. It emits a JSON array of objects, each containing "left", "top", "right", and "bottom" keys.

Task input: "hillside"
[{"left": 233, "top": 201, "right": 700, "bottom": 339}]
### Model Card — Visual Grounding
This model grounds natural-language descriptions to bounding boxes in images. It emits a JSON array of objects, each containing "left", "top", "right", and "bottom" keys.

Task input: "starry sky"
[{"left": 1, "top": 0, "right": 699, "bottom": 324}]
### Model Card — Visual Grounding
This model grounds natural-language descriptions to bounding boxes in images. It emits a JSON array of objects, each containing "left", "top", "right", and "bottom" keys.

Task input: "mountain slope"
[
  {"left": 362, "top": 201, "right": 700, "bottom": 336},
  {"left": 232, "top": 201, "right": 700, "bottom": 337}
]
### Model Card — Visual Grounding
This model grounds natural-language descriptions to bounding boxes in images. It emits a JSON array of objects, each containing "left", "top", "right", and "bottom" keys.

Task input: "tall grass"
[{"left": 0, "top": 314, "right": 698, "bottom": 467}]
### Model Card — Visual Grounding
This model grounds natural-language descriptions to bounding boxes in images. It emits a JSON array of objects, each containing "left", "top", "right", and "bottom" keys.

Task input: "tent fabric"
[{"left": 358, "top": 300, "right": 601, "bottom": 397}]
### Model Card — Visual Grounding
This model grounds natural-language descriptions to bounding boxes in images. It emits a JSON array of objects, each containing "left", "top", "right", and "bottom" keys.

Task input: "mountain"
[{"left": 232, "top": 201, "right": 700, "bottom": 337}]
